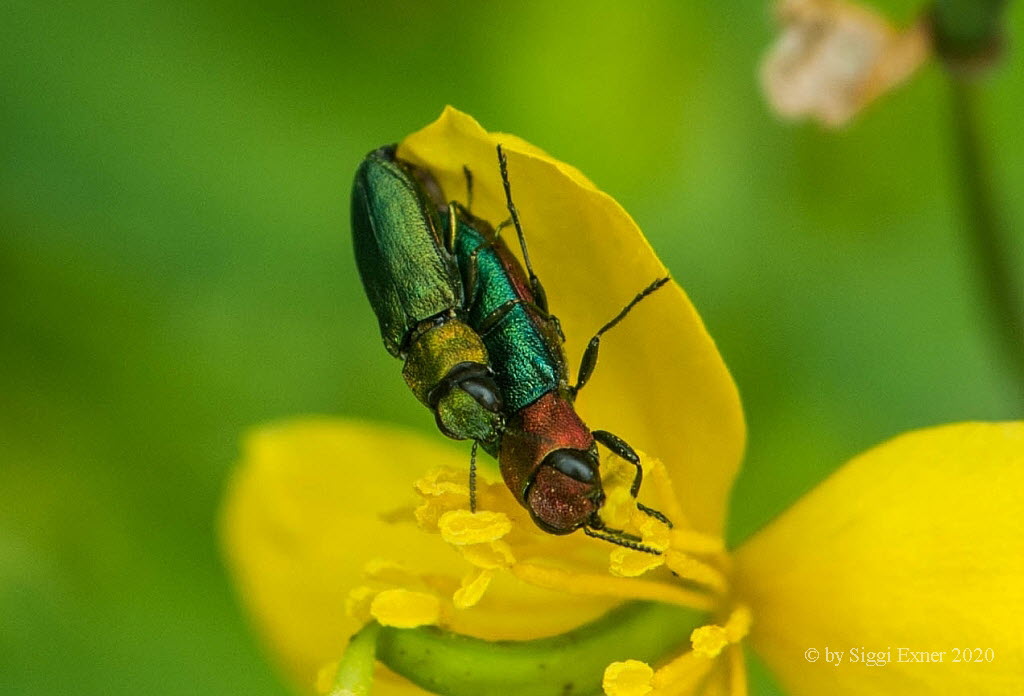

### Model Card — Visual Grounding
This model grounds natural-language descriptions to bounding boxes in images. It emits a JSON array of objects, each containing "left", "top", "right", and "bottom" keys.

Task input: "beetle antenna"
[
  {"left": 497, "top": 144, "right": 549, "bottom": 313},
  {"left": 468, "top": 440, "right": 479, "bottom": 513},
  {"left": 583, "top": 524, "right": 663, "bottom": 556},
  {"left": 636, "top": 502, "right": 673, "bottom": 528}
]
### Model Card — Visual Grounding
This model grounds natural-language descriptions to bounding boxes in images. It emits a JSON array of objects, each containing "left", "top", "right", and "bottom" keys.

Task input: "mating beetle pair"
[{"left": 351, "top": 144, "right": 670, "bottom": 552}]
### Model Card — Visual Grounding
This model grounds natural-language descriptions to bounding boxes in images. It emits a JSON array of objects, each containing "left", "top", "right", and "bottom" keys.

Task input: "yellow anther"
[
  {"left": 665, "top": 550, "right": 728, "bottom": 594},
  {"left": 414, "top": 493, "right": 465, "bottom": 530},
  {"left": 453, "top": 568, "right": 494, "bottom": 609},
  {"left": 414, "top": 467, "right": 467, "bottom": 496},
  {"left": 631, "top": 512, "right": 671, "bottom": 550},
  {"left": 458, "top": 540, "right": 515, "bottom": 569},
  {"left": 690, "top": 605, "right": 752, "bottom": 658},
  {"left": 369, "top": 589, "right": 440, "bottom": 628},
  {"left": 362, "top": 558, "right": 420, "bottom": 586},
  {"left": 599, "top": 503, "right": 634, "bottom": 532},
  {"left": 439, "top": 509, "right": 511, "bottom": 545},
  {"left": 609, "top": 547, "right": 665, "bottom": 577},
  {"left": 690, "top": 624, "right": 729, "bottom": 658},
  {"left": 315, "top": 660, "right": 339, "bottom": 694},
  {"left": 596, "top": 466, "right": 637, "bottom": 528},
  {"left": 344, "top": 585, "right": 376, "bottom": 622},
  {"left": 602, "top": 659, "right": 654, "bottom": 696}
]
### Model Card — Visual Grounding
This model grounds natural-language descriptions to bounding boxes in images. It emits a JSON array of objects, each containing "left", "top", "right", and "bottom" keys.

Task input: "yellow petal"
[
  {"left": 399, "top": 107, "right": 745, "bottom": 536},
  {"left": 221, "top": 419, "right": 628, "bottom": 691},
  {"left": 220, "top": 419, "right": 461, "bottom": 687},
  {"left": 734, "top": 422, "right": 1024, "bottom": 695}
]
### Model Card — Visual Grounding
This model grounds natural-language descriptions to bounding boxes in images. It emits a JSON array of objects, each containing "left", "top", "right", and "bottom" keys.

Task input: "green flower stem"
[
  {"left": 374, "top": 601, "right": 705, "bottom": 696},
  {"left": 329, "top": 622, "right": 381, "bottom": 696},
  {"left": 948, "top": 78, "right": 1024, "bottom": 407}
]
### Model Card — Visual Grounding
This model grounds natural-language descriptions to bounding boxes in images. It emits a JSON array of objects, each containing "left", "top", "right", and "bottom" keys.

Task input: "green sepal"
[
  {"left": 372, "top": 601, "right": 704, "bottom": 696},
  {"left": 328, "top": 622, "right": 380, "bottom": 696}
]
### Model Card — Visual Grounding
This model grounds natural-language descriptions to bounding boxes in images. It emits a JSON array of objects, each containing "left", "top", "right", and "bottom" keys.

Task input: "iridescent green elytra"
[
  {"left": 351, "top": 146, "right": 503, "bottom": 447},
  {"left": 453, "top": 215, "right": 562, "bottom": 414}
]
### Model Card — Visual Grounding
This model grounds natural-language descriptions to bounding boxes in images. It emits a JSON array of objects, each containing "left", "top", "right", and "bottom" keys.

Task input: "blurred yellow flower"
[
  {"left": 761, "top": 0, "right": 931, "bottom": 127},
  {"left": 221, "top": 108, "right": 1024, "bottom": 696}
]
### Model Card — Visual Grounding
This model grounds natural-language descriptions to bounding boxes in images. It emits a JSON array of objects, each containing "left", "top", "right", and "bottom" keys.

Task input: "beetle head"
[
  {"left": 434, "top": 370, "right": 504, "bottom": 447},
  {"left": 525, "top": 448, "right": 604, "bottom": 534}
]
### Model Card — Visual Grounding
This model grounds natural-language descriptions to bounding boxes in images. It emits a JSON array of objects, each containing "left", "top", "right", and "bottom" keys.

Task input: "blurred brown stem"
[{"left": 949, "top": 78, "right": 1024, "bottom": 408}]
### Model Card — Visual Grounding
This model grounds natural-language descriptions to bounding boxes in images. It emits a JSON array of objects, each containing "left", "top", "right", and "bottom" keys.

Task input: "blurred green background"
[{"left": 2, "top": 1, "right": 1021, "bottom": 694}]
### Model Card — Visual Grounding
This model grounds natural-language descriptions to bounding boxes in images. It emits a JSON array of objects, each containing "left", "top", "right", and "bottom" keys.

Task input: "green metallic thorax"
[{"left": 454, "top": 218, "right": 566, "bottom": 413}]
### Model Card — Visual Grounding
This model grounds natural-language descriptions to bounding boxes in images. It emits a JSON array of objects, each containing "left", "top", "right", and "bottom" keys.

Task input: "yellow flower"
[
  {"left": 220, "top": 108, "right": 1024, "bottom": 695},
  {"left": 761, "top": 0, "right": 930, "bottom": 127}
]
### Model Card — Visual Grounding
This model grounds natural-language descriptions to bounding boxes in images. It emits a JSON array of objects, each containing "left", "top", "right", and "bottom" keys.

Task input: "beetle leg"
[
  {"left": 444, "top": 203, "right": 459, "bottom": 254},
  {"left": 477, "top": 298, "right": 524, "bottom": 336},
  {"left": 593, "top": 429, "right": 642, "bottom": 496},
  {"left": 462, "top": 164, "right": 474, "bottom": 211},
  {"left": 477, "top": 296, "right": 563, "bottom": 338},
  {"left": 593, "top": 429, "right": 674, "bottom": 528},
  {"left": 464, "top": 241, "right": 490, "bottom": 305},
  {"left": 494, "top": 218, "right": 513, "bottom": 236},
  {"left": 464, "top": 237, "right": 514, "bottom": 306},
  {"left": 572, "top": 276, "right": 670, "bottom": 395}
]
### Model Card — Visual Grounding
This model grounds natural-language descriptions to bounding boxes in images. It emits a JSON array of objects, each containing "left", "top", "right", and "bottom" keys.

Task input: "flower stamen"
[
  {"left": 664, "top": 550, "right": 729, "bottom": 594},
  {"left": 690, "top": 605, "right": 752, "bottom": 658},
  {"left": 511, "top": 562, "right": 716, "bottom": 611},
  {"left": 453, "top": 568, "right": 495, "bottom": 608},
  {"left": 644, "top": 458, "right": 690, "bottom": 528},
  {"left": 603, "top": 659, "right": 655, "bottom": 696},
  {"left": 727, "top": 644, "right": 748, "bottom": 696},
  {"left": 438, "top": 509, "right": 511, "bottom": 545}
]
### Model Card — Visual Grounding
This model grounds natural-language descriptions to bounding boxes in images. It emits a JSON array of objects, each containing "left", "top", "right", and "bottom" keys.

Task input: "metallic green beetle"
[
  {"left": 351, "top": 146, "right": 503, "bottom": 449},
  {"left": 449, "top": 146, "right": 671, "bottom": 552}
]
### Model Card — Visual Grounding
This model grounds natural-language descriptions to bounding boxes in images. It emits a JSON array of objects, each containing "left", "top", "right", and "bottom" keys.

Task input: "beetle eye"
[
  {"left": 545, "top": 449, "right": 596, "bottom": 484},
  {"left": 458, "top": 375, "right": 503, "bottom": 413}
]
